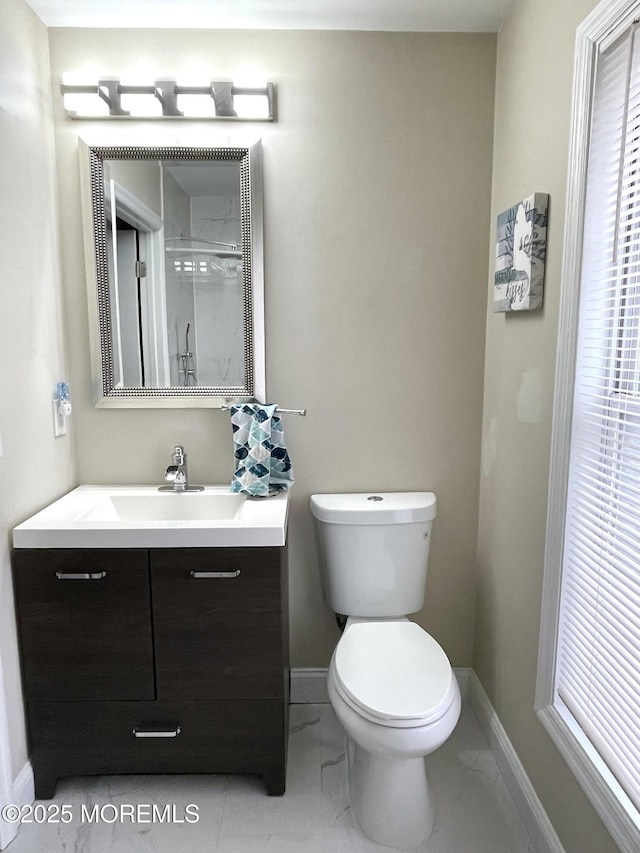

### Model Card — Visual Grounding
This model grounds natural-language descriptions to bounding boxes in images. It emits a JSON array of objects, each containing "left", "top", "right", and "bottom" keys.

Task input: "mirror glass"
[{"left": 81, "top": 141, "right": 265, "bottom": 406}]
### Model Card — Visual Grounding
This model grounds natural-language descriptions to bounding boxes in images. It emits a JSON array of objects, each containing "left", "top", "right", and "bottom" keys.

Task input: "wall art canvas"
[{"left": 494, "top": 192, "right": 548, "bottom": 312}]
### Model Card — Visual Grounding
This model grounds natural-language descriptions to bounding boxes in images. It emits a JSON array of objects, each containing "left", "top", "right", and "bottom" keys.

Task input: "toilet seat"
[{"left": 332, "top": 621, "right": 456, "bottom": 728}]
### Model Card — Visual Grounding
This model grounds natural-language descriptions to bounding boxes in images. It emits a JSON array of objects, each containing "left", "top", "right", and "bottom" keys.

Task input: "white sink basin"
[
  {"left": 13, "top": 486, "right": 289, "bottom": 549},
  {"left": 79, "top": 492, "right": 246, "bottom": 523}
]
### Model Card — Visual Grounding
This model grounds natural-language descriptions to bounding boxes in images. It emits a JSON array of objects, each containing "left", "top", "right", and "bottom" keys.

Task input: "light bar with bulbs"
[{"left": 60, "top": 79, "right": 275, "bottom": 120}]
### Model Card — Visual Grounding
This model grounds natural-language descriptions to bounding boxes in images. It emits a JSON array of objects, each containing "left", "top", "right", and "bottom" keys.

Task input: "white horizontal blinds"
[
  {"left": 619, "top": 26, "right": 640, "bottom": 401},
  {"left": 556, "top": 23, "right": 640, "bottom": 812}
]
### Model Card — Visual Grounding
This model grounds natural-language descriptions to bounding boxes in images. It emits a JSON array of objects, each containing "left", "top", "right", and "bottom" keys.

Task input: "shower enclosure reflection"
[
  {"left": 80, "top": 141, "right": 265, "bottom": 407},
  {"left": 106, "top": 159, "right": 244, "bottom": 388}
]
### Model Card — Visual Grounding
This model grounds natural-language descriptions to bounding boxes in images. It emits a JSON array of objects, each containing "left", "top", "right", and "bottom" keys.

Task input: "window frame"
[{"left": 536, "top": 2, "right": 640, "bottom": 851}]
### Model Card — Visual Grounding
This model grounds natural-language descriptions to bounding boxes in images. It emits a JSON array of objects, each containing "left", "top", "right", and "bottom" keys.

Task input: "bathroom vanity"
[{"left": 11, "top": 487, "right": 290, "bottom": 798}]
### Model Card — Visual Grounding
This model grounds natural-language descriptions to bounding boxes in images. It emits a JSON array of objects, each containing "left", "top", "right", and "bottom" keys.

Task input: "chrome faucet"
[{"left": 159, "top": 446, "right": 204, "bottom": 492}]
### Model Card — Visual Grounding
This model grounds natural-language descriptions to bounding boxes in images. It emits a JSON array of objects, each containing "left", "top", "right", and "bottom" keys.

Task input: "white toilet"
[{"left": 310, "top": 492, "right": 461, "bottom": 850}]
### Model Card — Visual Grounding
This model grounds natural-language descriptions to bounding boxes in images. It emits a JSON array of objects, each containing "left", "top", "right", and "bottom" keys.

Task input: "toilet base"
[{"left": 348, "top": 737, "right": 434, "bottom": 850}]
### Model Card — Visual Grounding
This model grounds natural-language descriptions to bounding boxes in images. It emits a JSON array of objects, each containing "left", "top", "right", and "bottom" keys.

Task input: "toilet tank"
[{"left": 310, "top": 492, "right": 437, "bottom": 618}]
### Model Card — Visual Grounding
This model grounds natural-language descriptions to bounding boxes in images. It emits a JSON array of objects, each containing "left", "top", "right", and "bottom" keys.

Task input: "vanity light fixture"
[{"left": 60, "top": 79, "right": 275, "bottom": 121}]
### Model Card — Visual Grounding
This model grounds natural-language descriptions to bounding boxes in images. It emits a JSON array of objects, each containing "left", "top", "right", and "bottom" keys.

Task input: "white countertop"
[{"left": 13, "top": 485, "right": 289, "bottom": 549}]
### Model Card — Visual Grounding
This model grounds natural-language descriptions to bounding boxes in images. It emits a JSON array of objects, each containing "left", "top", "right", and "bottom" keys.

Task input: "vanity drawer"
[
  {"left": 12, "top": 550, "right": 154, "bottom": 701},
  {"left": 28, "top": 699, "right": 286, "bottom": 796},
  {"left": 151, "top": 548, "right": 285, "bottom": 700}
]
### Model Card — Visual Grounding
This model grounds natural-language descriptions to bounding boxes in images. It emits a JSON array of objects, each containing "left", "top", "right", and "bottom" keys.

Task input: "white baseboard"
[
  {"left": 467, "top": 670, "right": 566, "bottom": 853},
  {"left": 290, "top": 667, "right": 330, "bottom": 703},
  {"left": 0, "top": 762, "right": 34, "bottom": 851},
  {"left": 453, "top": 665, "right": 471, "bottom": 700},
  {"left": 13, "top": 762, "right": 34, "bottom": 808}
]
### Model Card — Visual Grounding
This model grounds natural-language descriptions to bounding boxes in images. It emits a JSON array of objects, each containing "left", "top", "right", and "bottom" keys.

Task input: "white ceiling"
[{"left": 24, "top": 0, "right": 518, "bottom": 32}]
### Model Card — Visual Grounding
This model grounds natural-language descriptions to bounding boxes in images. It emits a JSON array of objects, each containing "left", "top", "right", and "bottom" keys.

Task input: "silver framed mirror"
[{"left": 79, "top": 138, "right": 265, "bottom": 407}]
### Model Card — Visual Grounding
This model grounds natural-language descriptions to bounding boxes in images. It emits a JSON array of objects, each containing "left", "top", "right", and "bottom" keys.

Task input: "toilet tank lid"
[{"left": 310, "top": 492, "right": 436, "bottom": 524}]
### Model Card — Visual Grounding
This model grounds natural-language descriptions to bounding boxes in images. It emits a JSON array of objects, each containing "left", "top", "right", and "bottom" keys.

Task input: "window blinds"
[{"left": 556, "top": 23, "right": 640, "bottom": 811}]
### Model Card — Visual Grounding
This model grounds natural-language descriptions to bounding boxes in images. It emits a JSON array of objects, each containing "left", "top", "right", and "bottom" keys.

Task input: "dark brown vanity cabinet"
[{"left": 12, "top": 546, "right": 289, "bottom": 799}]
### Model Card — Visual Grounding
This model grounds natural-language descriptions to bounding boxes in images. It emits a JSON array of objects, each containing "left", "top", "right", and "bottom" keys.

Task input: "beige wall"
[
  {"left": 0, "top": 0, "right": 77, "bottom": 778},
  {"left": 48, "top": 28, "right": 496, "bottom": 670},
  {"left": 475, "top": 0, "right": 619, "bottom": 851}
]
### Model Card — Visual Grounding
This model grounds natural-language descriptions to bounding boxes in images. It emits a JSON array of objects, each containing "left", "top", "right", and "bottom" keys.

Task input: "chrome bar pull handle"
[
  {"left": 190, "top": 570, "right": 241, "bottom": 579},
  {"left": 56, "top": 571, "right": 107, "bottom": 580},
  {"left": 133, "top": 727, "right": 181, "bottom": 738}
]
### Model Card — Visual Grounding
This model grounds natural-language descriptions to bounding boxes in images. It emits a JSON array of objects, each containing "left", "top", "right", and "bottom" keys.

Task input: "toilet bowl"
[
  {"left": 328, "top": 618, "right": 461, "bottom": 849},
  {"left": 310, "top": 492, "right": 461, "bottom": 849}
]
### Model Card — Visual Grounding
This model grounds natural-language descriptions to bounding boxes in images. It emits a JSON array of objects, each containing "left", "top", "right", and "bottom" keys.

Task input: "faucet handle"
[{"left": 172, "top": 445, "right": 185, "bottom": 463}]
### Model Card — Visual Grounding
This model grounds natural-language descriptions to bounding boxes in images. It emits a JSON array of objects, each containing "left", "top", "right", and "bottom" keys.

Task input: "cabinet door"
[
  {"left": 151, "top": 548, "right": 284, "bottom": 700},
  {"left": 12, "top": 549, "right": 154, "bottom": 701}
]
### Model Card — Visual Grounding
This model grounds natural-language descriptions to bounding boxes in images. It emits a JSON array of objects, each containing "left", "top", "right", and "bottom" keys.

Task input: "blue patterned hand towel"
[{"left": 229, "top": 403, "right": 295, "bottom": 496}]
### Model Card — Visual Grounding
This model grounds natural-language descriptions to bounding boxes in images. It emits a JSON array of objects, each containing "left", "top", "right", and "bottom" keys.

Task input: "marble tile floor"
[{"left": 6, "top": 702, "right": 536, "bottom": 853}]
